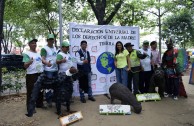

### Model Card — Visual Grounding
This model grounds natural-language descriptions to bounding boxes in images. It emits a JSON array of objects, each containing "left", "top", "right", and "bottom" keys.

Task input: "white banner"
[{"left": 69, "top": 23, "right": 139, "bottom": 96}]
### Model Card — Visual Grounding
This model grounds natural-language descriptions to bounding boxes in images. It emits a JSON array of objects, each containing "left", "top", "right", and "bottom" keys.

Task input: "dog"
[
  {"left": 109, "top": 83, "right": 142, "bottom": 114},
  {"left": 149, "top": 67, "right": 165, "bottom": 97}
]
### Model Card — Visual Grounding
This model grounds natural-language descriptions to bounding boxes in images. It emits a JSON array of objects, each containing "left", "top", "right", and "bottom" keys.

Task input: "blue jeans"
[
  {"left": 79, "top": 72, "right": 93, "bottom": 98},
  {"left": 45, "top": 90, "right": 53, "bottom": 104},
  {"left": 115, "top": 67, "right": 128, "bottom": 87}
]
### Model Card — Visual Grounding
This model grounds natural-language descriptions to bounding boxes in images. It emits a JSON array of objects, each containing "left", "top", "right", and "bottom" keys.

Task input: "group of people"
[
  {"left": 114, "top": 38, "right": 182, "bottom": 100},
  {"left": 23, "top": 34, "right": 95, "bottom": 116},
  {"left": 23, "top": 34, "right": 184, "bottom": 117}
]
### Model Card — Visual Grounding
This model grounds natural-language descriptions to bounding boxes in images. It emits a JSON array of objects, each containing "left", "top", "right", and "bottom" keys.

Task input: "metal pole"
[
  {"left": 0, "top": 0, "right": 5, "bottom": 93},
  {"left": 58, "top": 0, "right": 63, "bottom": 47}
]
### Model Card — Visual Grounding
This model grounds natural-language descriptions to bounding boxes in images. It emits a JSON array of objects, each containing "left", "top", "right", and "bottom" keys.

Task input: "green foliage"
[
  {"left": 0, "top": 69, "right": 25, "bottom": 96},
  {"left": 113, "top": 0, "right": 147, "bottom": 27},
  {"left": 162, "top": 9, "right": 194, "bottom": 48},
  {"left": 190, "top": 56, "right": 194, "bottom": 63}
]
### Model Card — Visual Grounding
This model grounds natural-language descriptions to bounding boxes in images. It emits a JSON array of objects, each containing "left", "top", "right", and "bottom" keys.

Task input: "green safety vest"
[{"left": 129, "top": 50, "right": 140, "bottom": 67}]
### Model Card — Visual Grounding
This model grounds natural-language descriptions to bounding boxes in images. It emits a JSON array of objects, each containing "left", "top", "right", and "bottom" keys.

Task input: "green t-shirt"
[
  {"left": 22, "top": 53, "right": 30, "bottom": 63},
  {"left": 115, "top": 49, "right": 129, "bottom": 68},
  {"left": 40, "top": 48, "right": 47, "bottom": 57},
  {"left": 56, "top": 54, "right": 63, "bottom": 61}
]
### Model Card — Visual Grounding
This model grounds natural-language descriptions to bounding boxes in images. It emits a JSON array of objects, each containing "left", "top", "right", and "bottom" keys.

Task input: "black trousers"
[
  {"left": 26, "top": 73, "right": 43, "bottom": 110},
  {"left": 128, "top": 71, "right": 140, "bottom": 94},
  {"left": 165, "top": 77, "right": 179, "bottom": 96},
  {"left": 26, "top": 73, "right": 58, "bottom": 116},
  {"left": 139, "top": 71, "right": 152, "bottom": 93}
]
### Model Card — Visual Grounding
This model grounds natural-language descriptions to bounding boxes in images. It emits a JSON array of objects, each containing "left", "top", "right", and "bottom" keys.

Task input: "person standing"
[
  {"left": 150, "top": 41, "right": 161, "bottom": 69},
  {"left": 56, "top": 41, "right": 78, "bottom": 115},
  {"left": 114, "top": 41, "right": 131, "bottom": 87},
  {"left": 139, "top": 40, "right": 152, "bottom": 93},
  {"left": 23, "top": 38, "right": 44, "bottom": 111},
  {"left": 124, "top": 42, "right": 147, "bottom": 95},
  {"left": 56, "top": 41, "right": 72, "bottom": 73},
  {"left": 76, "top": 40, "right": 95, "bottom": 103},
  {"left": 40, "top": 34, "right": 58, "bottom": 106},
  {"left": 162, "top": 38, "right": 180, "bottom": 100}
]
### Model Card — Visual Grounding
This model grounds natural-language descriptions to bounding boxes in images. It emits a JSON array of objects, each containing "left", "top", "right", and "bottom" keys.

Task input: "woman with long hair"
[{"left": 114, "top": 41, "right": 131, "bottom": 87}]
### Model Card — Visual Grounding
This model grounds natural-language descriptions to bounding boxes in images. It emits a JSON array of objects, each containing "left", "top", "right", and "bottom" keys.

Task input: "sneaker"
[
  {"left": 80, "top": 98, "right": 86, "bottom": 103},
  {"left": 173, "top": 96, "right": 178, "bottom": 100},
  {"left": 164, "top": 92, "right": 169, "bottom": 98},
  {"left": 88, "top": 97, "right": 96, "bottom": 101},
  {"left": 164, "top": 94, "right": 169, "bottom": 98}
]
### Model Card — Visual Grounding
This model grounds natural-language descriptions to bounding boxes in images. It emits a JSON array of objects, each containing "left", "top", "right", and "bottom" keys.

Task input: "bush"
[{"left": 0, "top": 68, "right": 25, "bottom": 96}]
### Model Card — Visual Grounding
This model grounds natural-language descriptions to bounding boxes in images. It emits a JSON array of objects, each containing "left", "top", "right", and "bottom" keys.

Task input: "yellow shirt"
[{"left": 115, "top": 49, "right": 129, "bottom": 68}]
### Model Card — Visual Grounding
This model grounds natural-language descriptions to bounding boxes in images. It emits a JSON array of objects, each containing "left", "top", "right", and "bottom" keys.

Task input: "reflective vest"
[{"left": 129, "top": 50, "right": 140, "bottom": 67}]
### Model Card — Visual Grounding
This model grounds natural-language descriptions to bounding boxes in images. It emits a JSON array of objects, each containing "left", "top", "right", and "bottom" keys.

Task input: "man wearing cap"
[
  {"left": 56, "top": 41, "right": 72, "bottom": 73},
  {"left": 124, "top": 42, "right": 147, "bottom": 95},
  {"left": 55, "top": 41, "right": 78, "bottom": 115},
  {"left": 41, "top": 34, "right": 58, "bottom": 75},
  {"left": 139, "top": 40, "right": 152, "bottom": 93},
  {"left": 162, "top": 38, "right": 180, "bottom": 100},
  {"left": 40, "top": 34, "right": 58, "bottom": 107},
  {"left": 76, "top": 40, "right": 95, "bottom": 103},
  {"left": 23, "top": 38, "right": 44, "bottom": 113}
]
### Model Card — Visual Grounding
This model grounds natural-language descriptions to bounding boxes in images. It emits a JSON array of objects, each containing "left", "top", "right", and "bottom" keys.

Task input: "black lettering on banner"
[
  {"left": 72, "top": 34, "right": 81, "bottom": 39},
  {"left": 72, "top": 28, "right": 104, "bottom": 34},
  {"left": 115, "top": 36, "right": 120, "bottom": 39},
  {"left": 121, "top": 36, "right": 136, "bottom": 40},
  {"left": 108, "top": 35, "right": 113, "bottom": 39},
  {"left": 105, "top": 29, "right": 130, "bottom": 34},
  {"left": 99, "top": 41, "right": 114, "bottom": 46},
  {"left": 83, "top": 35, "right": 106, "bottom": 40},
  {"left": 130, "top": 36, "right": 136, "bottom": 40},
  {"left": 72, "top": 28, "right": 83, "bottom": 32},
  {"left": 131, "top": 30, "right": 136, "bottom": 34}
]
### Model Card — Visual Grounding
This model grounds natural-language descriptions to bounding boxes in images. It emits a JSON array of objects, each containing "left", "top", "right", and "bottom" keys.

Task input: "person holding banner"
[
  {"left": 124, "top": 42, "right": 147, "bottom": 95},
  {"left": 114, "top": 41, "right": 131, "bottom": 87},
  {"left": 76, "top": 40, "right": 96, "bottom": 103}
]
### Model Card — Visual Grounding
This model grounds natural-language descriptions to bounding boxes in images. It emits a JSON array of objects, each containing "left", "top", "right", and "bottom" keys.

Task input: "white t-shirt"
[
  {"left": 25, "top": 51, "right": 44, "bottom": 74},
  {"left": 140, "top": 49, "right": 152, "bottom": 71},
  {"left": 58, "top": 52, "right": 73, "bottom": 73}
]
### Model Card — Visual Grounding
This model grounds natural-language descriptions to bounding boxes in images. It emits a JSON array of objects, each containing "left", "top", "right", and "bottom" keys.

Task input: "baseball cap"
[
  {"left": 124, "top": 43, "right": 134, "bottom": 47},
  {"left": 28, "top": 38, "right": 38, "bottom": 44},
  {"left": 62, "top": 41, "right": 70, "bottom": 47},
  {"left": 47, "top": 34, "right": 55, "bottom": 40},
  {"left": 143, "top": 40, "right": 149, "bottom": 45}
]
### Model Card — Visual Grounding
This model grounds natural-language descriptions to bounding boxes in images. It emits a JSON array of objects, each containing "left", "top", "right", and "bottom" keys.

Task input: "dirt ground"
[{"left": 0, "top": 70, "right": 194, "bottom": 126}]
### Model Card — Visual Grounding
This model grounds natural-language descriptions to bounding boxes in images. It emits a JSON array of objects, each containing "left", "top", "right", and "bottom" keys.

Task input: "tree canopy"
[
  {"left": 1, "top": 0, "right": 194, "bottom": 54},
  {"left": 162, "top": 9, "right": 194, "bottom": 48}
]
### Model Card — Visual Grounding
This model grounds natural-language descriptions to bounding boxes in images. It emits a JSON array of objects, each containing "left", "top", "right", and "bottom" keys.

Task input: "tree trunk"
[
  {"left": 87, "top": 0, "right": 123, "bottom": 25},
  {"left": 0, "top": 0, "right": 5, "bottom": 93},
  {"left": 158, "top": 0, "right": 162, "bottom": 58}
]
